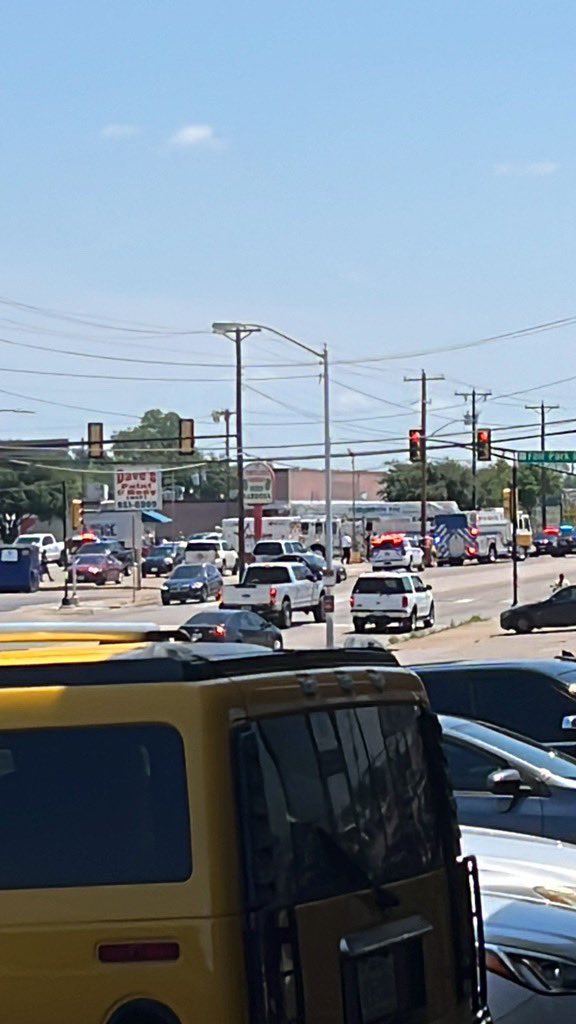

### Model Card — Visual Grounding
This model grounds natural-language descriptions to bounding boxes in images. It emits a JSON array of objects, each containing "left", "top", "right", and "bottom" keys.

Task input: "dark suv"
[{"left": 413, "top": 658, "right": 576, "bottom": 755}]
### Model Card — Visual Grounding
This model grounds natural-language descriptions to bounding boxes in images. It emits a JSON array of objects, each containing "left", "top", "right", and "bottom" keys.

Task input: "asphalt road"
[{"left": 0, "top": 554, "right": 569, "bottom": 649}]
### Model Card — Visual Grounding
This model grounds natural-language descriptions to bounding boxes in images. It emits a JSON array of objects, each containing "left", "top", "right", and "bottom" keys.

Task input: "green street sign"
[{"left": 518, "top": 450, "right": 576, "bottom": 465}]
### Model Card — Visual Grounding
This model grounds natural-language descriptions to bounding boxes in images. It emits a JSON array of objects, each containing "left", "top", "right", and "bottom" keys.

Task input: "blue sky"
[{"left": 0, "top": 0, "right": 575, "bottom": 469}]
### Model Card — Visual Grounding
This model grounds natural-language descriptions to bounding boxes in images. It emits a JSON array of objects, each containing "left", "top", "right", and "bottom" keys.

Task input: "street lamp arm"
[{"left": 242, "top": 323, "right": 324, "bottom": 361}]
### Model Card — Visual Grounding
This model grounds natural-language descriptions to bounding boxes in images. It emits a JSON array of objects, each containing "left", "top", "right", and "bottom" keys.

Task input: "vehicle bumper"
[
  {"left": 223, "top": 602, "right": 275, "bottom": 617},
  {"left": 487, "top": 973, "right": 576, "bottom": 1023},
  {"left": 353, "top": 610, "right": 410, "bottom": 624}
]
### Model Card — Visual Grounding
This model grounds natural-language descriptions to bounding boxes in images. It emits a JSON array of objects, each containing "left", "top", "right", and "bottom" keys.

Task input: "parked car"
[
  {"left": 370, "top": 533, "right": 424, "bottom": 572},
  {"left": 462, "top": 825, "right": 576, "bottom": 1023},
  {"left": 251, "top": 539, "right": 308, "bottom": 562},
  {"left": 181, "top": 609, "right": 283, "bottom": 649},
  {"left": 532, "top": 529, "right": 563, "bottom": 557},
  {"left": 351, "top": 570, "right": 434, "bottom": 632},
  {"left": 501, "top": 583, "right": 576, "bottom": 633},
  {"left": 161, "top": 563, "right": 222, "bottom": 605},
  {"left": 413, "top": 657, "right": 576, "bottom": 757},
  {"left": 142, "top": 543, "right": 185, "bottom": 577},
  {"left": 68, "top": 554, "right": 123, "bottom": 586},
  {"left": 77, "top": 541, "right": 134, "bottom": 576},
  {"left": 14, "top": 533, "right": 64, "bottom": 565},
  {"left": 185, "top": 538, "right": 238, "bottom": 574},
  {"left": 441, "top": 714, "right": 576, "bottom": 842}
]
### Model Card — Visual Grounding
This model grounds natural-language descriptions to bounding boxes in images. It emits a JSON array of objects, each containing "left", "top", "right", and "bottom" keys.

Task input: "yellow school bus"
[{"left": 0, "top": 625, "right": 490, "bottom": 1024}]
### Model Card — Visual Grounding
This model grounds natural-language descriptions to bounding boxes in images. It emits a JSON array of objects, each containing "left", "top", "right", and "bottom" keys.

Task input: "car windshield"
[
  {"left": 75, "top": 555, "right": 105, "bottom": 565},
  {"left": 243, "top": 566, "right": 291, "bottom": 585},
  {"left": 150, "top": 546, "right": 175, "bottom": 556},
  {"left": 79, "top": 544, "right": 107, "bottom": 553},
  {"left": 186, "top": 542, "right": 218, "bottom": 552},
  {"left": 445, "top": 718, "right": 576, "bottom": 779},
  {"left": 16, "top": 536, "right": 41, "bottom": 545},
  {"left": 354, "top": 576, "right": 410, "bottom": 594},
  {"left": 172, "top": 565, "right": 203, "bottom": 579}
]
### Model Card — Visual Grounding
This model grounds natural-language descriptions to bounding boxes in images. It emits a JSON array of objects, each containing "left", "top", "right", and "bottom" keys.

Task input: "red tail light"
[
  {"left": 98, "top": 941, "right": 180, "bottom": 963},
  {"left": 212, "top": 625, "right": 226, "bottom": 638},
  {"left": 350, "top": 595, "right": 355, "bottom": 608},
  {"left": 467, "top": 545, "right": 478, "bottom": 556},
  {"left": 269, "top": 586, "right": 278, "bottom": 606},
  {"left": 402, "top": 595, "right": 409, "bottom": 608}
]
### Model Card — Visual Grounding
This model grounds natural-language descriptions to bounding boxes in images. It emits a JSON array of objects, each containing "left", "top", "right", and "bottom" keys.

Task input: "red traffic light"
[
  {"left": 476, "top": 427, "right": 492, "bottom": 461},
  {"left": 409, "top": 428, "right": 423, "bottom": 463}
]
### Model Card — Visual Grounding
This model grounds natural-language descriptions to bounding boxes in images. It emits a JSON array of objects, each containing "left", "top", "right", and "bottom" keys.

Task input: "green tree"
[
  {"left": 476, "top": 459, "right": 565, "bottom": 514},
  {"left": 111, "top": 409, "right": 236, "bottom": 501},
  {"left": 380, "top": 460, "right": 473, "bottom": 506},
  {"left": 0, "top": 463, "right": 79, "bottom": 542}
]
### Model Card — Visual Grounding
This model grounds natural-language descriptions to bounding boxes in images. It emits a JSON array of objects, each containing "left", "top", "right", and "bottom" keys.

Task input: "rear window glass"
[
  {"left": 0, "top": 724, "right": 191, "bottom": 889},
  {"left": 172, "top": 564, "right": 203, "bottom": 578},
  {"left": 186, "top": 542, "right": 218, "bottom": 552},
  {"left": 354, "top": 577, "right": 411, "bottom": 595},
  {"left": 243, "top": 566, "right": 291, "bottom": 585},
  {"left": 254, "top": 542, "right": 283, "bottom": 555},
  {"left": 235, "top": 704, "right": 442, "bottom": 909}
]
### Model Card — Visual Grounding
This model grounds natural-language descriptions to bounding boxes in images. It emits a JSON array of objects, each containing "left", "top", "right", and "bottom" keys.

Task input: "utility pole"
[
  {"left": 511, "top": 457, "right": 519, "bottom": 606},
  {"left": 404, "top": 370, "right": 444, "bottom": 559},
  {"left": 455, "top": 388, "right": 492, "bottom": 509},
  {"left": 348, "top": 449, "right": 357, "bottom": 553},
  {"left": 525, "top": 401, "right": 559, "bottom": 529}
]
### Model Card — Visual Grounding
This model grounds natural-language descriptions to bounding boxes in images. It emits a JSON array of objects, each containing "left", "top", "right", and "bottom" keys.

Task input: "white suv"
[
  {"left": 252, "top": 539, "right": 308, "bottom": 562},
  {"left": 370, "top": 534, "right": 424, "bottom": 572},
  {"left": 184, "top": 539, "right": 238, "bottom": 574},
  {"left": 350, "top": 571, "right": 435, "bottom": 633}
]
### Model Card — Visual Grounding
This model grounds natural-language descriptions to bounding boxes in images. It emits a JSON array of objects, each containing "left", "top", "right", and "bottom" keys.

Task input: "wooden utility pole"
[
  {"left": 404, "top": 370, "right": 444, "bottom": 557},
  {"left": 525, "top": 401, "right": 559, "bottom": 528}
]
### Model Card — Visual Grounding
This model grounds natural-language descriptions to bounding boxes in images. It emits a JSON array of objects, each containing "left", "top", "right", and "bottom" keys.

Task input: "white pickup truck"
[
  {"left": 222, "top": 562, "right": 326, "bottom": 628},
  {"left": 14, "top": 532, "right": 65, "bottom": 565}
]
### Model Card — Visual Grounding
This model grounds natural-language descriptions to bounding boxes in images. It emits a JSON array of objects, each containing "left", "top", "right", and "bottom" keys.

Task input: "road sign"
[
  {"left": 518, "top": 451, "right": 576, "bottom": 465},
  {"left": 114, "top": 467, "right": 162, "bottom": 510},
  {"left": 244, "top": 461, "right": 274, "bottom": 505}
]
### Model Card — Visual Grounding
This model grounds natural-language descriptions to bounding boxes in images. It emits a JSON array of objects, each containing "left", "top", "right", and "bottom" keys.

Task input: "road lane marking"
[{"left": 451, "top": 598, "right": 474, "bottom": 604}]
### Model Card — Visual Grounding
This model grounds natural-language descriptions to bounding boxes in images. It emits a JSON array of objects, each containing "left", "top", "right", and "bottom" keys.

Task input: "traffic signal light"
[
  {"left": 70, "top": 499, "right": 84, "bottom": 531},
  {"left": 409, "top": 428, "right": 423, "bottom": 463},
  {"left": 87, "top": 422, "right": 104, "bottom": 459},
  {"left": 179, "top": 418, "right": 195, "bottom": 454},
  {"left": 476, "top": 428, "right": 492, "bottom": 461}
]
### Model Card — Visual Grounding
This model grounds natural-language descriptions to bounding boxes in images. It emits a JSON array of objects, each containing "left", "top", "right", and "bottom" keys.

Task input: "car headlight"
[
  {"left": 487, "top": 945, "right": 576, "bottom": 994},
  {"left": 162, "top": 584, "right": 169, "bottom": 590},
  {"left": 191, "top": 581, "right": 203, "bottom": 588}
]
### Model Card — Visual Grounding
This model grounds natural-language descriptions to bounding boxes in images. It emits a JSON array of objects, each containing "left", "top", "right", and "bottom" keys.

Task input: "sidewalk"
[{"left": 394, "top": 615, "right": 576, "bottom": 665}]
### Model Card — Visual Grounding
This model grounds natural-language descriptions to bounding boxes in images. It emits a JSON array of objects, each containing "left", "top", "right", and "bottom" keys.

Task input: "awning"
[{"left": 142, "top": 510, "right": 172, "bottom": 525}]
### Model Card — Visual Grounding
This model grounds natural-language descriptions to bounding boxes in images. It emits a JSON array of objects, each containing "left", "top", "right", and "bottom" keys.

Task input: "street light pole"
[
  {"left": 212, "top": 325, "right": 260, "bottom": 579},
  {"left": 212, "top": 321, "right": 334, "bottom": 647},
  {"left": 212, "top": 409, "right": 234, "bottom": 503},
  {"left": 348, "top": 448, "right": 357, "bottom": 553}
]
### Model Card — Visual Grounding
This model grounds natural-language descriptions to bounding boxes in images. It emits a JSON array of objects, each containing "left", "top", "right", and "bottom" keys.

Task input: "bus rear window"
[
  {"left": 234, "top": 704, "right": 442, "bottom": 910},
  {"left": 0, "top": 724, "right": 191, "bottom": 889}
]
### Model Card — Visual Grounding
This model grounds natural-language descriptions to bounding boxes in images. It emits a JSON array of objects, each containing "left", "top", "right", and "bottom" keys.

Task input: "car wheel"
[
  {"left": 115, "top": 575, "right": 122, "bottom": 584},
  {"left": 280, "top": 599, "right": 292, "bottom": 629},
  {"left": 142, "top": 569, "right": 147, "bottom": 578},
  {"left": 96, "top": 577, "right": 105, "bottom": 586},
  {"left": 353, "top": 618, "right": 366, "bottom": 633},
  {"left": 423, "top": 603, "right": 435, "bottom": 629},
  {"left": 198, "top": 585, "right": 208, "bottom": 603},
  {"left": 161, "top": 596, "right": 170, "bottom": 605},
  {"left": 515, "top": 614, "right": 534, "bottom": 634},
  {"left": 313, "top": 594, "right": 326, "bottom": 623},
  {"left": 488, "top": 545, "right": 497, "bottom": 564}
]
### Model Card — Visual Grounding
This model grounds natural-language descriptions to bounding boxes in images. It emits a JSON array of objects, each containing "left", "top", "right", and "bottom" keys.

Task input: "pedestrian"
[
  {"left": 41, "top": 550, "right": 53, "bottom": 582},
  {"left": 552, "top": 572, "right": 570, "bottom": 593},
  {"left": 341, "top": 532, "right": 352, "bottom": 565}
]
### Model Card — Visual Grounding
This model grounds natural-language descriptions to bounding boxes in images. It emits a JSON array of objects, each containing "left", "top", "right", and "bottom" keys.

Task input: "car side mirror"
[
  {"left": 562, "top": 715, "right": 576, "bottom": 731},
  {"left": 425, "top": 584, "right": 432, "bottom": 590},
  {"left": 487, "top": 767, "right": 523, "bottom": 796}
]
